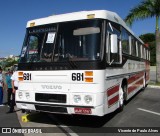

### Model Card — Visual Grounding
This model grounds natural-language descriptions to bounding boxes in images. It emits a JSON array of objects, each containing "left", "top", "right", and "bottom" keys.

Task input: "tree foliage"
[
  {"left": 125, "top": 0, "right": 160, "bottom": 82},
  {"left": 0, "top": 57, "right": 18, "bottom": 70},
  {"left": 139, "top": 33, "right": 155, "bottom": 43},
  {"left": 125, "top": 0, "right": 160, "bottom": 29}
]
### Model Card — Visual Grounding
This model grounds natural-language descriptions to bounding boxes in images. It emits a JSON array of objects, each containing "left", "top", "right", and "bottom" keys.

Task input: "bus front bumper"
[{"left": 16, "top": 101, "right": 105, "bottom": 116}]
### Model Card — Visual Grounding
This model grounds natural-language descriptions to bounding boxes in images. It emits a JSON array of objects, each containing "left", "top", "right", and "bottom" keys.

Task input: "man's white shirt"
[{"left": 11, "top": 71, "right": 19, "bottom": 87}]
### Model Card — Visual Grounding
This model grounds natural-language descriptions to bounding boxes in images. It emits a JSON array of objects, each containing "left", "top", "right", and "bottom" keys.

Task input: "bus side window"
[
  {"left": 121, "top": 28, "right": 129, "bottom": 54},
  {"left": 141, "top": 46, "right": 144, "bottom": 59},
  {"left": 107, "top": 22, "right": 121, "bottom": 64},
  {"left": 138, "top": 42, "right": 141, "bottom": 58},
  {"left": 131, "top": 36, "right": 137, "bottom": 56},
  {"left": 144, "top": 48, "right": 146, "bottom": 59}
]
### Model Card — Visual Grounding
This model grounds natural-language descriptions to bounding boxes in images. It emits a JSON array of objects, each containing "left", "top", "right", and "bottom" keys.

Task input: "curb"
[{"left": 147, "top": 85, "right": 160, "bottom": 89}]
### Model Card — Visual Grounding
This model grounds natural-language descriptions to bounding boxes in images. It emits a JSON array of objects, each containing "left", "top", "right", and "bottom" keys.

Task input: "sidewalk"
[
  {"left": 148, "top": 66, "right": 160, "bottom": 89},
  {"left": 148, "top": 85, "right": 160, "bottom": 89}
]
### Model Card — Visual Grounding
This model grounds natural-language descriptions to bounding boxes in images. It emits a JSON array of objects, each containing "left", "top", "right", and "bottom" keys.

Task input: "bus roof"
[{"left": 27, "top": 10, "right": 144, "bottom": 44}]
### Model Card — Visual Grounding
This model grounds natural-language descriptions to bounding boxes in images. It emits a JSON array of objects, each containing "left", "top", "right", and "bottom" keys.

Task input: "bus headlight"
[
  {"left": 18, "top": 92, "right": 23, "bottom": 99},
  {"left": 84, "top": 95, "right": 92, "bottom": 104},
  {"left": 73, "top": 95, "right": 81, "bottom": 103},
  {"left": 25, "top": 92, "right": 30, "bottom": 99}
]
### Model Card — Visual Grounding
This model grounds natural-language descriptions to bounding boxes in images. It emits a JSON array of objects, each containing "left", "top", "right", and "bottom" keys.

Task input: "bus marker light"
[
  {"left": 87, "top": 14, "right": 95, "bottom": 19},
  {"left": 85, "top": 78, "right": 93, "bottom": 82},
  {"left": 85, "top": 71, "right": 93, "bottom": 76},
  {"left": 18, "top": 77, "right": 24, "bottom": 81},
  {"left": 74, "top": 108, "right": 92, "bottom": 114},
  {"left": 18, "top": 72, "right": 23, "bottom": 76},
  {"left": 30, "top": 22, "right": 35, "bottom": 27}
]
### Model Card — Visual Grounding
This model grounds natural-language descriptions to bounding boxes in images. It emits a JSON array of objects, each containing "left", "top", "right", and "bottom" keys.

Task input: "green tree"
[
  {"left": 139, "top": 33, "right": 156, "bottom": 66},
  {"left": 139, "top": 33, "right": 155, "bottom": 43},
  {"left": 5, "top": 58, "right": 18, "bottom": 68},
  {"left": 0, "top": 58, "right": 18, "bottom": 70},
  {"left": 125, "top": 0, "right": 160, "bottom": 83}
]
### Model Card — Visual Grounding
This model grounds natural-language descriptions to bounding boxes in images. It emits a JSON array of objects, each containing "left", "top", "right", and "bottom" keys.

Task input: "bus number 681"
[
  {"left": 72, "top": 73, "right": 84, "bottom": 81},
  {"left": 23, "top": 73, "right": 31, "bottom": 80}
]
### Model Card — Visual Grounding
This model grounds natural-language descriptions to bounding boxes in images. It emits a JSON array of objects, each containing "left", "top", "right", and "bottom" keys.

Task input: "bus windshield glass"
[{"left": 20, "top": 20, "right": 102, "bottom": 63}]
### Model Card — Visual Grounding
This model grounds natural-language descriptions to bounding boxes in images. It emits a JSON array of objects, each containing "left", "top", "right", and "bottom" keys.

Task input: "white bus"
[{"left": 16, "top": 10, "right": 150, "bottom": 116}]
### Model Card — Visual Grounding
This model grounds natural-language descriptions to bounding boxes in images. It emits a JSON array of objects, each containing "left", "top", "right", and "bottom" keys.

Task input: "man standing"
[
  {"left": 6, "top": 69, "right": 18, "bottom": 113},
  {"left": 5, "top": 70, "right": 13, "bottom": 106},
  {"left": 0, "top": 67, "right": 4, "bottom": 106}
]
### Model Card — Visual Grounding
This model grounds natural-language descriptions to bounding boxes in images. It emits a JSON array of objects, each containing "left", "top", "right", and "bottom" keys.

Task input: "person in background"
[
  {"left": 6, "top": 69, "right": 18, "bottom": 113},
  {"left": 0, "top": 67, "right": 4, "bottom": 106},
  {"left": 5, "top": 69, "right": 13, "bottom": 107}
]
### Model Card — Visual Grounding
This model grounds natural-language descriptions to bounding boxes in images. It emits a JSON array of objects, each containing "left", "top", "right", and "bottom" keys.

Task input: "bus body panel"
[{"left": 16, "top": 70, "right": 107, "bottom": 116}]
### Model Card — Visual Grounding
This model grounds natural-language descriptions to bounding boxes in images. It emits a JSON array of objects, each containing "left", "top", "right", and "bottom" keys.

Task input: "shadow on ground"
[{"left": 25, "top": 89, "right": 145, "bottom": 131}]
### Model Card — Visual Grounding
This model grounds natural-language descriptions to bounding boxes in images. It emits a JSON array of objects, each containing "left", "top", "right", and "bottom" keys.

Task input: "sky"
[{"left": 0, "top": 0, "right": 157, "bottom": 57}]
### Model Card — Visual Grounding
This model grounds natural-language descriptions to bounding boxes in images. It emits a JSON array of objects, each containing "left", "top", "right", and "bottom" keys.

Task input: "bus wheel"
[
  {"left": 142, "top": 75, "right": 146, "bottom": 89},
  {"left": 118, "top": 84, "right": 127, "bottom": 112},
  {"left": 118, "top": 86, "right": 124, "bottom": 112}
]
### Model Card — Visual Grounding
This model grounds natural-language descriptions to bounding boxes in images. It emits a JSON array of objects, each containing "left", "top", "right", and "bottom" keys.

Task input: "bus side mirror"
[{"left": 111, "top": 34, "right": 118, "bottom": 53}]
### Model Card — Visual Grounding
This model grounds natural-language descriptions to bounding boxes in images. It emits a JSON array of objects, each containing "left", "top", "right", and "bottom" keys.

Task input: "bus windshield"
[{"left": 20, "top": 20, "right": 102, "bottom": 63}]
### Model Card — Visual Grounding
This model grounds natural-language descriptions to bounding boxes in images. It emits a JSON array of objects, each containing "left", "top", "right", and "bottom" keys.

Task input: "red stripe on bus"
[
  {"left": 128, "top": 79, "right": 143, "bottom": 94},
  {"left": 108, "top": 95, "right": 119, "bottom": 106},
  {"left": 107, "top": 85, "right": 119, "bottom": 97},
  {"left": 128, "top": 72, "right": 144, "bottom": 85}
]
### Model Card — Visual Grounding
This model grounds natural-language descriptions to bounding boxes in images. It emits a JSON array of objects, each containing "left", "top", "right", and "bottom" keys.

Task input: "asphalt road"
[{"left": 0, "top": 90, "right": 23, "bottom": 136}]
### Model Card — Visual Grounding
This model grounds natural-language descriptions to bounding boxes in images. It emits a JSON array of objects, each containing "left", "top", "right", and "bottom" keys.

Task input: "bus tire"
[
  {"left": 118, "top": 84, "right": 127, "bottom": 112},
  {"left": 118, "top": 86, "right": 124, "bottom": 112},
  {"left": 142, "top": 74, "right": 146, "bottom": 89}
]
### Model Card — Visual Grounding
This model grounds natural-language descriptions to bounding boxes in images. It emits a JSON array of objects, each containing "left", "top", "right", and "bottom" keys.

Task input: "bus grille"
[
  {"left": 35, "top": 105, "right": 67, "bottom": 113},
  {"left": 35, "top": 93, "right": 66, "bottom": 103}
]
